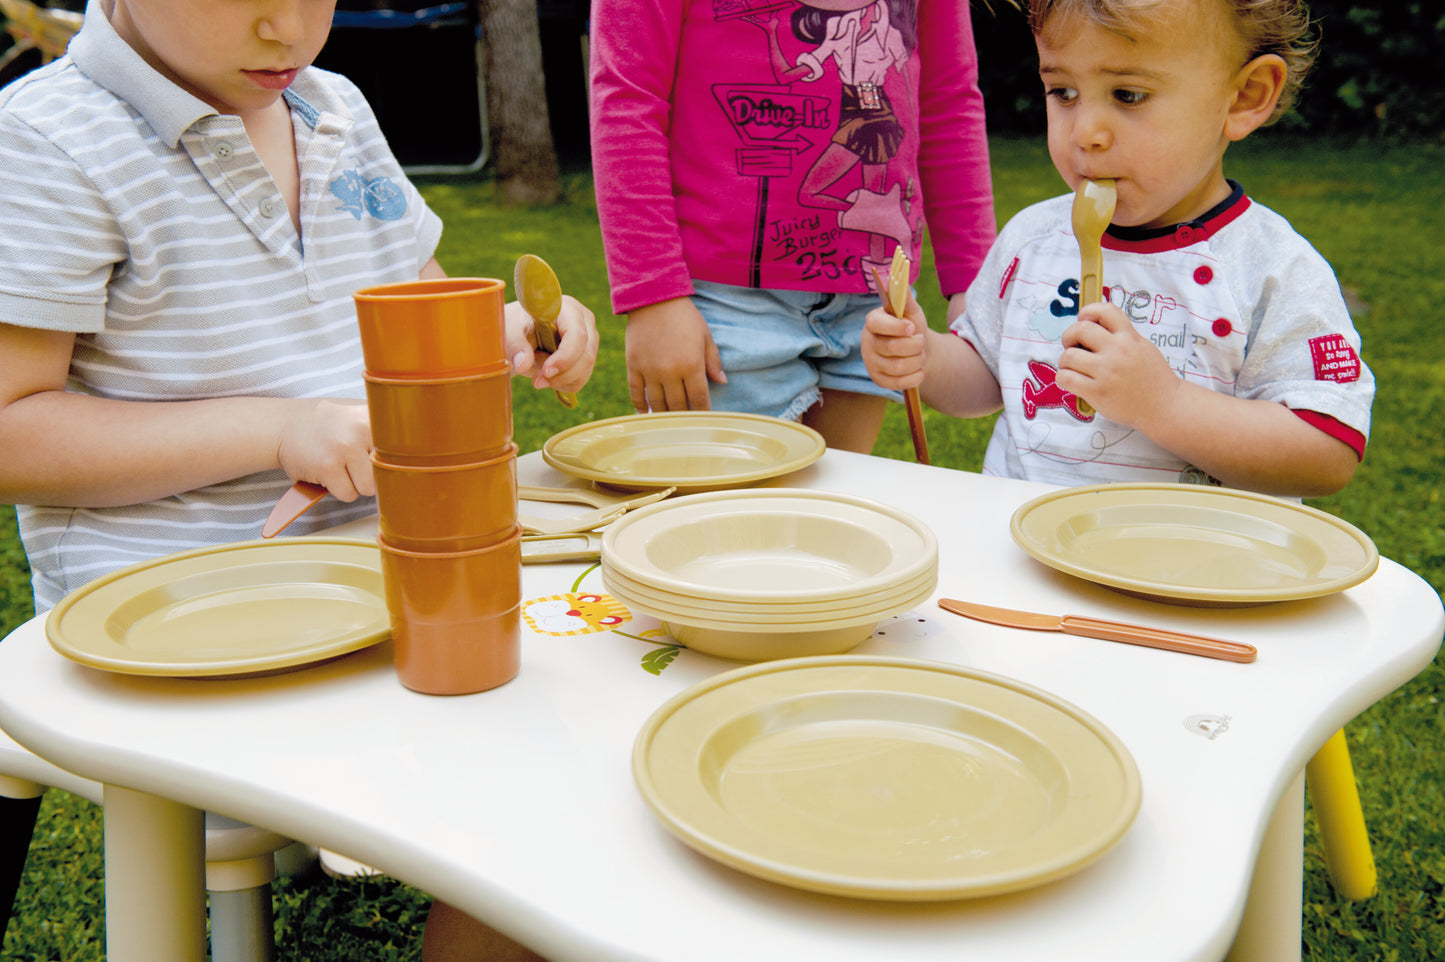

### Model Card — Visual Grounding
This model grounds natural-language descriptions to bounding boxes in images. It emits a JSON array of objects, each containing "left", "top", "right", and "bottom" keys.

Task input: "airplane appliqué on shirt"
[{"left": 1021, "top": 360, "right": 1094, "bottom": 422}]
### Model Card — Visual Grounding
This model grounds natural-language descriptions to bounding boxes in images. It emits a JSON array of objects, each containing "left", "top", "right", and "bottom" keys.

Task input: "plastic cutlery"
[
  {"left": 1070, "top": 178, "right": 1116, "bottom": 417},
  {"left": 872, "top": 247, "right": 929, "bottom": 465},
  {"left": 937, "top": 597, "right": 1257, "bottom": 663},
  {"left": 261, "top": 481, "right": 329, "bottom": 538},
  {"left": 513, "top": 254, "right": 579, "bottom": 408}
]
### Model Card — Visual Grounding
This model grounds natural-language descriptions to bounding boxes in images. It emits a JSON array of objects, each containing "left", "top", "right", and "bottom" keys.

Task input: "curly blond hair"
[{"left": 1027, "top": 0, "right": 1318, "bottom": 124}]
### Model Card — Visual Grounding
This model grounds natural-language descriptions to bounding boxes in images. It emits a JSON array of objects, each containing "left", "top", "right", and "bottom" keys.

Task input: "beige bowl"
[
  {"left": 601, "top": 489, "right": 937, "bottom": 604},
  {"left": 600, "top": 560, "right": 937, "bottom": 622},
  {"left": 604, "top": 571, "right": 936, "bottom": 661},
  {"left": 661, "top": 621, "right": 878, "bottom": 662}
]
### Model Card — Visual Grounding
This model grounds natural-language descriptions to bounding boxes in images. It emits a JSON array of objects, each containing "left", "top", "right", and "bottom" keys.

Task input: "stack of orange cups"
[{"left": 354, "top": 278, "right": 521, "bottom": 695}]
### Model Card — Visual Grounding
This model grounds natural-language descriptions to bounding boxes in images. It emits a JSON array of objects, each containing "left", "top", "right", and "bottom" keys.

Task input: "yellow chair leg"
[{"left": 1305, "top": 728, "right": 1377, "bottom": 900}]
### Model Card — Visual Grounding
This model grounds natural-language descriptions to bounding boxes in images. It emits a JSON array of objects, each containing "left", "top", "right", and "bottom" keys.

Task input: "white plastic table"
[{"left": 0, "top": 450, "right": 1440, "bottom": 962}]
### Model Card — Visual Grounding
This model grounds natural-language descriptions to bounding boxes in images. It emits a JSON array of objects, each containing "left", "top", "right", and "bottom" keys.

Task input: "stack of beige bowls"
[
  {"left": 600, "top": 489, "right": 938, "bottom": 661},
  {"left": 354, "top": 278, "right": 521, "bottom": 695}
]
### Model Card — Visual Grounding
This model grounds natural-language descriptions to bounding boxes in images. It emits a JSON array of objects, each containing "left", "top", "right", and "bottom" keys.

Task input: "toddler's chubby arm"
[
  {"left": 0, "top": 321, "right": 376, "bottom": 506},
  {"left": 1057, "top": 303, "right": 1358, "bottom": 497},
  {"left": 623, "top": 297, "right": 726, "bottom": 414},
  {"left": 862, "top": 295, "right": 1002, "bottom": 418}
]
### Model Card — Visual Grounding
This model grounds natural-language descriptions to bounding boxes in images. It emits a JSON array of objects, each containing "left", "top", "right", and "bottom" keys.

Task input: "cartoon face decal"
[{"left": 522, "top": 593, "right": 631, "bottom": 635}]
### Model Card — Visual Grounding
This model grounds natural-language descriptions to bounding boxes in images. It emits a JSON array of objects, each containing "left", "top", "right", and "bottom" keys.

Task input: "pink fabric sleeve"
[
  {"left": 588, "top": 0, "right": 696, "bottom": 315},
  {"left": 915, "top": 0, "right": 997, "bottom": 298}
]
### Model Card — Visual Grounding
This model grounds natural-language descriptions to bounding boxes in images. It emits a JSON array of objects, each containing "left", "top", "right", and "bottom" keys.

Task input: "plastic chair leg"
[
  {"left": 1305, "top": 727, "right": 1377, "bottom": 900},
  {"left": 209, "top": 887, "right": 276, "bottom": 962},
  {"left": 0, "top": 787, "right": 44, "bottom": 944}
]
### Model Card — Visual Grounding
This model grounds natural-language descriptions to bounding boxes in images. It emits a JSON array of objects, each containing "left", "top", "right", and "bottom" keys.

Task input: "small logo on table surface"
[{"left": 1184, "top": 714, "right": 1232, "bottom": 740}]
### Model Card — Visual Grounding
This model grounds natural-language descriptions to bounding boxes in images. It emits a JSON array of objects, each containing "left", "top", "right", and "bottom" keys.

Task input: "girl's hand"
[
  {"left": 1056, "top": 303, "right": 1181, "bottom": 428},
  {"left": 276, "top": 398, "right": 375, "bottom": 501},
  {"left": 862, "top": 300, "right": 927, "bottom": 391},
  {"left": 625, "top": 297, "right": 726, "bottom": 413}
]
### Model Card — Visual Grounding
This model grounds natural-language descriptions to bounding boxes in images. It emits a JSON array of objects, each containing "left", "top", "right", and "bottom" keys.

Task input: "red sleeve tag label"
[{"left": 1309, "top": 334, "right": 1361, "bottom": 383}]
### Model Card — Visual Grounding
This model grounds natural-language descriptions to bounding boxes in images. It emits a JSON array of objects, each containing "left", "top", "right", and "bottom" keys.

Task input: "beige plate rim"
[
  {"left": 1009, "top": 483, "right": 1379, "bottom": 606},
  {"left": 541, "top": 411, "right": 825, "bottom": 491},
  {"left": 633, "top": 655, "right": 1142, "bottom": 901},
  {"left": 45, "top": 538, "right": 389, "bottom": 678}
]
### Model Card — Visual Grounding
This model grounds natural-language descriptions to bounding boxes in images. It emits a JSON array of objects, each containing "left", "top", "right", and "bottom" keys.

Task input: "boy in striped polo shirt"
[
  {"left": 0, "top": 0, "right": 598, "bottom": 612},
  {"left": 0, "top": 2, "right": 595, "bottom": 956}
]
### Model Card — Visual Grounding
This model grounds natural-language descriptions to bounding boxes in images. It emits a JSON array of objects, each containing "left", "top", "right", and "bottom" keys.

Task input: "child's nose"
[
  {"left": 257, "top": 0, "right": 306, "bottom": 43},
  {"left": 1072, "top": 103, "right": 1114, "bottom": 151}
]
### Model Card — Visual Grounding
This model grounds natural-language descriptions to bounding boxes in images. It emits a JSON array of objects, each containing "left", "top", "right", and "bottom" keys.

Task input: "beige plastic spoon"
[
  {"left": 1071, "top": 178, "right": 1116, "bottom": 416},
  {"left": 513, "top": 254, "right": 579, "bottom": 409}
]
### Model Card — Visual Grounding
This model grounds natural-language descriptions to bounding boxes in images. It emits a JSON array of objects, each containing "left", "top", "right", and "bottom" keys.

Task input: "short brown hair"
[{"left": 1028, "top": 0, "right": 1318, "bottom": 123}]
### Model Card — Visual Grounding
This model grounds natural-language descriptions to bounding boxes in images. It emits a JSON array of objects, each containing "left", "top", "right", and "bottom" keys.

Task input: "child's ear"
[{"left": 1224, "top": 54, "right": 1287, "bottom": 142}]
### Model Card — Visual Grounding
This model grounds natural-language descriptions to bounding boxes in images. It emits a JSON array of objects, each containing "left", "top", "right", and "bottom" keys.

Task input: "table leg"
[
  {"left": 1224, "top": 771, "right": 1304, "bottom": 962},
  {"left": 103, "top": 784, "right": 207, "bottom": 962}
]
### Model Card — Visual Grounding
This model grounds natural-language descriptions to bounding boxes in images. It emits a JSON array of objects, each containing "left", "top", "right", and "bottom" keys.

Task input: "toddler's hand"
[
  {"left": 508, "top": 295, "right": 600, "bottom": 393},
  {"left": 862, "top": 302, "right": 926, "bottom": 391},
  {"left": 1056, "top": 303, "right": 1181, "bottom": 427},
  {"left": 276, "top": 398, "right": 375, "bottom": 501}
]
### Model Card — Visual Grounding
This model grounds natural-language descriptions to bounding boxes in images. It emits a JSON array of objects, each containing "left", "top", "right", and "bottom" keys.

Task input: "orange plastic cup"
[
  {"left": 366, "top": 369, "right": 513, "bottom": 465},
  {"left": 354, "top": 277, "right": 506, "bottom": 378},
  {"left": 379, "top": 527, "right": 522, "bottom": 695},
  {"left": 372, "top": 444, "right": 517, "bottom": 552}
]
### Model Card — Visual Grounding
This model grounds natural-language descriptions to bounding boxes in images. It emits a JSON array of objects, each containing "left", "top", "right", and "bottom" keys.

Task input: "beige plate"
[
  {"left": 634, "top": 656, "right": 1141, "bottom": 899},
  {"left": 46, "top": 539, "right": 389, "bottom": 678},
  {"left": 602, "top": 488, "right": 937, "bottom": 603},
  {"left": 542, "top": 412, "right": 825, "bottom": 493},
  {"left": 1011, "top": 483, "right": 1379, "bottom": 607}
]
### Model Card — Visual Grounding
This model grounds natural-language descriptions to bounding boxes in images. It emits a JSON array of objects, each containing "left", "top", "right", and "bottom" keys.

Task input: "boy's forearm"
[
  {"left": 0, "top": 391, "right": 292, "bottom": 507},
  {"left": 1135, "top": 383, "right": 1358, "bottom": 497},
  {"left": 919, "top": 331, "right": 1003, "bottom": 419}
]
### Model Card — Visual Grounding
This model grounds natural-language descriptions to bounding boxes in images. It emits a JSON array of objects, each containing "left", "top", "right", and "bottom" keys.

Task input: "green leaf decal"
[{"left": 641, "top": 646, "right": 680, "bottom": 675}]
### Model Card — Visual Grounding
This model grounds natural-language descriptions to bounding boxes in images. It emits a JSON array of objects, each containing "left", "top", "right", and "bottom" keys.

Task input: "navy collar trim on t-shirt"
[{"left": 1101, "top": 181, "right": 1250, "bottom": 253}]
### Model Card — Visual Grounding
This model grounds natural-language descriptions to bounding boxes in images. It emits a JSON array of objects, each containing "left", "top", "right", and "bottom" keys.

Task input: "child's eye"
[
  {"left": 1045, "top": 86, "right": 1078, "bottom": 105},
  {"left": 1113, "top": 88, "right": 1148, "bottom": 106}
]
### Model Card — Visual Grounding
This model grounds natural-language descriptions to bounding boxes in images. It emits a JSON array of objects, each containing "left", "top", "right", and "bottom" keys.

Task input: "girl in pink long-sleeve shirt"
[{"left": 590, "top": 0, "right": 998, "bottom": 451}]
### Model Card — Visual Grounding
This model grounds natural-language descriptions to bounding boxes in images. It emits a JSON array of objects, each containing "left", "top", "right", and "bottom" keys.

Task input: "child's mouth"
[{"left": 246, "top": 68, "right": 298, "bottom": 90}]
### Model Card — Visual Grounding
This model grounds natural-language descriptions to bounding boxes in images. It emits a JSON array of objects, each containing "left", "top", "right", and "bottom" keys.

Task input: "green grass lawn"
[{"left": 3, "top": 136, "right": 1443, "bottom": 960}]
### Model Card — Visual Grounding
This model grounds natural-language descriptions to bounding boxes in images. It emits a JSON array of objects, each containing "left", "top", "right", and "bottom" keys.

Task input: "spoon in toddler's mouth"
[{"left": 1070, "top": 178, "right": 1116, "bottom": 416}]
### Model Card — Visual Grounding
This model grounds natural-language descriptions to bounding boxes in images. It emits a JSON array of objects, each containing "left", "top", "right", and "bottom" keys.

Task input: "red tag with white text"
[{"left": 1309, "top": 334, "right": 1361, "bottom": 383}]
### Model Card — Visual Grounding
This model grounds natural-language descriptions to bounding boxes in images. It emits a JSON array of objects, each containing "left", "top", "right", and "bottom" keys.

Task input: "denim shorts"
[{"left": 691, "top": 279, "right": 902, "bottom": 422}]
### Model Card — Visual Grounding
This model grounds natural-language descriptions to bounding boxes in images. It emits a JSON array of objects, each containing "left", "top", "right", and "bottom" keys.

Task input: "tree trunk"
[{"left": 480, "top": 0, "right": 561, "bottom": 205}]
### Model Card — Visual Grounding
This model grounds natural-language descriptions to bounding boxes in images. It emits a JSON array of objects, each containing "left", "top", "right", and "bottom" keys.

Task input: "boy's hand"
[
  {"left": 508, "top": 295, "right": 599, "bottom": 393},
  {"left": 276, "top": 398, "right": 375, "bottom": 502},
  {"left": 625, "top": 297, "right": 726, "bottom": 414},
  {"left": 862, "top": 300, "right": 927, "bottom": 391},
  {"left": 1056, "top": 303, "right": 1181, "bottom": 428}
]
